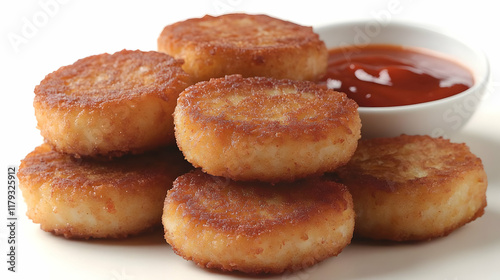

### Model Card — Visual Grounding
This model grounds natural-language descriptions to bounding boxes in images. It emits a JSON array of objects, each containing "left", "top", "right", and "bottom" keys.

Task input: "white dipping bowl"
[{"left": 315, "top": 20, "right": 490, "bottom": 139}]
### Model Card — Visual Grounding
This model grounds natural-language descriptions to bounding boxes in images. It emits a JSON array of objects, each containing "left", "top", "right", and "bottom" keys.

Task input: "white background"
[{"left": 1, "top": 1, "right": 499, "bottom": 280}]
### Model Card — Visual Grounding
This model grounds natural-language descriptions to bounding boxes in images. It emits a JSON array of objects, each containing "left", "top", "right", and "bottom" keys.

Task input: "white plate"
[{"left": 11, "top": 121, "right": 500, "bottom": 280}]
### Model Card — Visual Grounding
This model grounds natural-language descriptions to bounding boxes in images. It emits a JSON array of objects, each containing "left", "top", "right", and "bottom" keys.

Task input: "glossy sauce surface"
[{"left": 319, "top": 44, "right": 474, "bottom": 107}]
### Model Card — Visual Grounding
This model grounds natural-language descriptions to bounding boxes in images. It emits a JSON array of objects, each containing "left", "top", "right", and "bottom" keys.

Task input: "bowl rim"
[{"left": 314, "top": 19, "right": 491, "bottom": 112}]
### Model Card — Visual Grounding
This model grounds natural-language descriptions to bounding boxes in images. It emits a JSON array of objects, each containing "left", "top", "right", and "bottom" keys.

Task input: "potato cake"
[
  {"left": 173, "top": 75, "right": 361, "bottom": 182},
  {"left": 334, "top": 135, "right": 488, "bottom": 241},
  {"left": 162, "top": 170, "right": 354, "bottom": 274},
  {"left": 158, "top": 13, "right": 327, "bottom": 82},
  {"left": 18, "top": 144, "right": 192, "bottom": 239},
  {"left": 34, "top": 49, "right": 192, "bottom": 158}
]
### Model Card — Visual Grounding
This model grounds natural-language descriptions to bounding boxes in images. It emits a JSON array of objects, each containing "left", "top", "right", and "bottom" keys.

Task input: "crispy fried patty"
[
  {"left": 34, "top": 49, "right": 192, "bottom": 158},
  {"left": 174, "top": 75, "right": 361, "bottom": 182},
  {"left": 334, "top": 135, "right": 488, "bottom": 241},
  {"left": 18, "top": 144, "right": 192, "bottom": 239},
  {"left": 158, "top": 13, "right": 327, "bottom": 82},
  {"left": 162, "top": 170, "right": 354, "bottom": 274}
]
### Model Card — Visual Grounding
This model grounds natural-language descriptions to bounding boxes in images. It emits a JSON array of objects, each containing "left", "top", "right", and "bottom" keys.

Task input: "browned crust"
[
  {"left": 18, "top": 144, "right": 190, "bottom": 191},
  {"left": 158, "top": 13, "right": 327, "bottom": 81},
  {"left": 176, "top": 74, "right": 359, "bottom": 141},
  {"left": 34, "top": 49, "right": 191, "bottom": 109},
  {"left": 159, "top": 14, "right": 323, "bottom": 50},
  {"left": 336, "top": 135, "right": 486, "bottom": 193},
  {"left": 165, "top": 170, "right": 351, "bottom": 237}
]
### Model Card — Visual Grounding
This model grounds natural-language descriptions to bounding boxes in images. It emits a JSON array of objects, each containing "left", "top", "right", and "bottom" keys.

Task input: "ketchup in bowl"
[{"left": 319, "top": 44, "right": 474, "bottom": 107}]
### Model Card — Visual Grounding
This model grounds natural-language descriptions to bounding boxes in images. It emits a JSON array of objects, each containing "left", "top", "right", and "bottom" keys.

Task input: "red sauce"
[{"left": 319, "top": 44, "right": 474, "bottom": 107}]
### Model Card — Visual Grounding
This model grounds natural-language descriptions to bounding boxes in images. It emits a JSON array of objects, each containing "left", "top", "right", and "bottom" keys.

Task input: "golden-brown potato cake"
[
  {"left": 157, "top": 13, "right": 327, "bottom": 82},
  {"left": 174, "top": 75, "right": 361, "bottom": 182},
  {"left": 334, "top": 135, "right": 488, "bottom": 241},
  {"left": 162, "top": 170, "right": 354, "bottom": 274},
  {"left": 34, "top": 49, "right": 192, "bottom": 158},
  {"left": 18, "top": 144, "right": 192, "bottom": 239}
]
